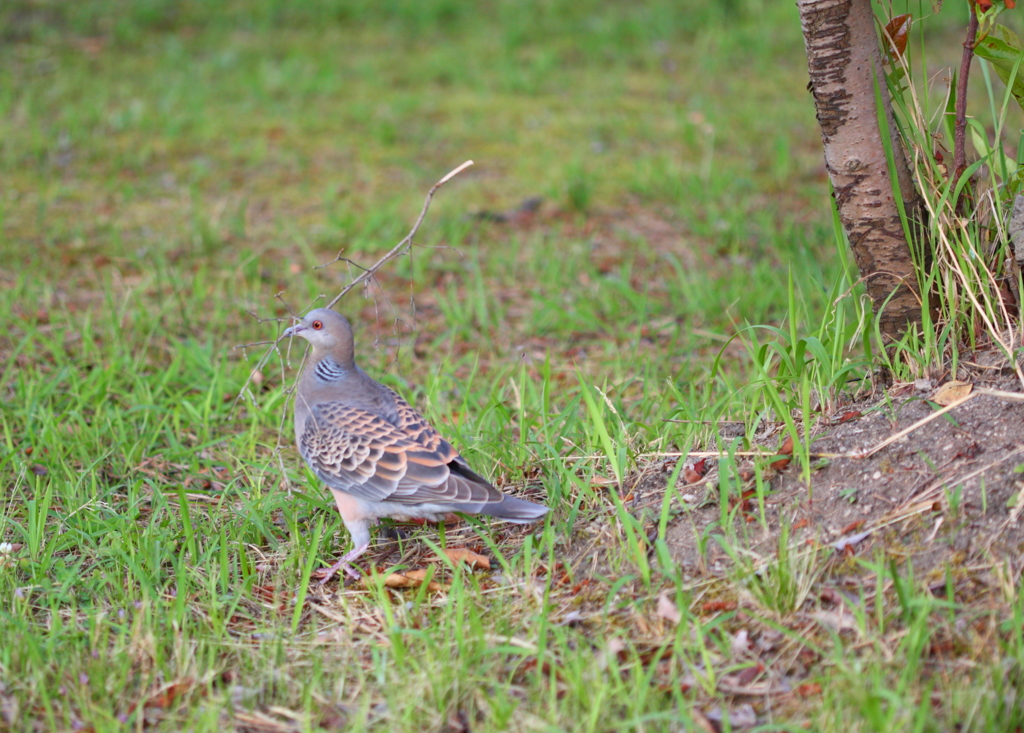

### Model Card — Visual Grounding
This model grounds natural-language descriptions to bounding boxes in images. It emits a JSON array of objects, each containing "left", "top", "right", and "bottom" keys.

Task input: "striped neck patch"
[{"left": 314, "top": 357, "right": 347, "bottom": 382}]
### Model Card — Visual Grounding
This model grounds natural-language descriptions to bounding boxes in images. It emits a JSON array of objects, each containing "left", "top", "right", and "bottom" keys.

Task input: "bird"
[{"left": 283, "top": 308, "right": 548, "bottom": 584}]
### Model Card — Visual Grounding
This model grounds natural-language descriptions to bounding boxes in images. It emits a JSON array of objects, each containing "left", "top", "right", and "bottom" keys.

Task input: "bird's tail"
[{"left": 452, "top": 495, "right": 548, "bottom": 524}]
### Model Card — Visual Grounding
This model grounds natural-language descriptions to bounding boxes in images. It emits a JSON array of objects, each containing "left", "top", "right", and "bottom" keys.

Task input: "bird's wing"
[{"left": 300, "top": 399, "right": 502, "bottom": 505}]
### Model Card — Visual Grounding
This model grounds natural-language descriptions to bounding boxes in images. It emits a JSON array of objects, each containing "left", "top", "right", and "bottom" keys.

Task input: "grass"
[{"left": 2, "top": 0, "right": 1024, "bottom": 730}]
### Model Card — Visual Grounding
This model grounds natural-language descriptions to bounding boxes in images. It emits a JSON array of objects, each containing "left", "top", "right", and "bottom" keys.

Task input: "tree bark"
[{"left": 798, "top": 0, "right": 924, "bottom": 339}]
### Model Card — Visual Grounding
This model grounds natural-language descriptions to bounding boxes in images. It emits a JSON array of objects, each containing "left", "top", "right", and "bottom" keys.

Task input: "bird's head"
[{"left": 283, "top": 308, "right": 355, "bottom": 359}]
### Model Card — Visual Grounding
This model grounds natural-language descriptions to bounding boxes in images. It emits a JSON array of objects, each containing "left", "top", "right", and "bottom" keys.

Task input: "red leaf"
[
  {"left": 883, "top": 14, "right": 912, "bottom": 60},
  {"left": 700, "top": 600, "right": 737, "bottom": 614},
  {"left": 834, "top": 410, "right": 862, "bottom": 424},
  {"left": 682, "top": 457, "right": 709, "bottom": 484},
  {"left": 736, "top": 662, "right": 765, "bottom": 685},
  {"left": 797, "top": 682, "right": 823, "bottom": 696},
  {"left": 839, "top": 520, "right": 865, "bottom": 535},
  {"left": 771, "top": 435, "right": 794, "bottom": 471}
]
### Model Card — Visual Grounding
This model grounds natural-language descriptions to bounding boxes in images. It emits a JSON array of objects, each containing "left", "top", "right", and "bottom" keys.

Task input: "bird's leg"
[
  {"left": 317, "top": 541, "right": 369, "bottom": 584},
  {"left": 320, "top": 493, "right": 372, "bottom": 585}
]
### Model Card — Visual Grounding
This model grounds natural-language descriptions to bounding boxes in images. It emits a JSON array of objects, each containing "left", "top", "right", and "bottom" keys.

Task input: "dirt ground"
[{"left": 659, "top": 356, "right": 1024, "bottom": 586}]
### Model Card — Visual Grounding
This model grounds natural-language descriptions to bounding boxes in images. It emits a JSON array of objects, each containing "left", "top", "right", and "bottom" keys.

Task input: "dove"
[{"left": 283, "top": 308, "right": 548, "bottom": 583}]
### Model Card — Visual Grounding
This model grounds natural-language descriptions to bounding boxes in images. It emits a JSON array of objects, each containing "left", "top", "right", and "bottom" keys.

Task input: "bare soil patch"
[{"left": 662, "top": 364, "right": 1024, "bottom": 583}]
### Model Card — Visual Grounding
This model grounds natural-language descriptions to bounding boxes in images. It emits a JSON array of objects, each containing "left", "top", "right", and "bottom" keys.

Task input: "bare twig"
[
  {"left": 975, "top": 386, "right": 1024, "bottom": 401},
  {"left": 325, "top": 160, "right": 474, "bottom": 310},
  {"left": 952, "top": 3, "right": 979, "bottom": 206},
  {"left": 856, "top": 390, "right": 978, "bottom": 458},
  {"left": 232, "top": 160, "right": 474, "bottom": 413}
]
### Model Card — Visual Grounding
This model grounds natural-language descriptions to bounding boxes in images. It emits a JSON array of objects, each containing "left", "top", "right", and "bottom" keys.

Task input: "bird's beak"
[{"left": 283, "top": 323, "right": 306, "bottom": 338}]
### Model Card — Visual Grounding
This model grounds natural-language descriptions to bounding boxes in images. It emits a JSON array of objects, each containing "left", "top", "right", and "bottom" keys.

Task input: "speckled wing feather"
[{"left": 299, "top": 398, "right": 503, "bottom": 506}]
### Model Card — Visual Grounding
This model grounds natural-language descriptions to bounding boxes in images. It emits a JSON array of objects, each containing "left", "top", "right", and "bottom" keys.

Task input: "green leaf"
[{"left": 974, "top": 24, "right": 1024, "bottom": 113}]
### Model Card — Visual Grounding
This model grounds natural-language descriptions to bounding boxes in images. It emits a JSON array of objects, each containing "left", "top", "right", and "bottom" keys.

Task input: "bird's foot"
[{"left": 317, "top": 543, "right": 369, "bottom": 585}]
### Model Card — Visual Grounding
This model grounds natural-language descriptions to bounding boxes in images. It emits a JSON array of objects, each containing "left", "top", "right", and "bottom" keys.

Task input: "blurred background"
[{"left": 0, "top": 0, "right": 830, "bottom": 353}]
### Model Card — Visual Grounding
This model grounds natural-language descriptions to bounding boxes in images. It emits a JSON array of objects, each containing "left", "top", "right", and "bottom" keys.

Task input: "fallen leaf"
[
  {"left": 146, "top": 679, "right": 196, "bottom": 710},
  {"left": 736, "top": 661, "right": 765, "bottom": 686},
  {"left": 704, "top": 703, "right": 757, "bottom": 729},
  {"left": 376, "top": 568, "right": 446, "bottom": 592},
  {"left": 955, "top": 442, "right": 982, "bottom": 459},
  {"left": 731, "top": 629, "right": 750, "bottom": 657},
  {"left": 819, "top": 588, "right": 842, "bottom": 606},
  {"left": 931, "top": 380, "right": 972, "bottom": 406},
  {"left": 123, "top": 678, "right": 201, "bottom": 721},
  {"left": 30, "top": 464, "right": 47, "bottom": 477},
  {"left": 771, "top": 435, "right": 794, "bottom": 471},
  {"left": 701, "top": 600, "right": 737, "bottom": 614},
  {"left": 792, "top": 518, "right": 810, "bottom": 530},
  {"left": 811, "top": 609, "right": 857, "bottom": 633},
  {"left": 442, "top": 548, "right": 490, "bottom": 570},
  {"left": 251, "top": 585, "right": 280, "bottom": 603},
  {"left": 833, "top": 410, "right": 862, "bottom": 424},
  {"left": 682, "top": 457, "right": 709, "bottom": 484},
  {"left": 839, "top": 519, "right": 865, "bottom": 535},
  {"left": 656, "top": 592, "right": 681, "bottom": 625},
  {"left": 797, "top": 682, "right": 823, "bottom": 696}
]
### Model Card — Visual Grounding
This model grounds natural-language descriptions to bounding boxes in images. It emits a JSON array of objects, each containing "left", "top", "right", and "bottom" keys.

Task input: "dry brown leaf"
[
  {"left": 123, "top": 677, "right": 200, "bottom": 721},
  {"left": 442, "top": 548, "right": 491, "bottom": 570},
  {"left": 682, "top": 457, "right": 709, "bottom": 484},
  {"left": 932, "top": 380, "right": 973, "bottom": 406},
  {"left": 833, "top": 409, "right": 862, "bottom": 424},
  {"left": 376, "top": 568, "right": 446, "bottom": 592},
  {"left": 770, "top": 435, "right": 794, "bottom": 471},
  {"left": 656, "top": 592, "right": 681, "bottom": 625},
  {"left": 811, "top": 609, "right": 857, "bottom": 633},
  {"left": 701, "top": 600, "right": 737, "bottom": 614}
]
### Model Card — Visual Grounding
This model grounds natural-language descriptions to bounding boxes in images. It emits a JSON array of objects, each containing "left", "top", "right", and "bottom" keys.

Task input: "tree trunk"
[{"left": 798, "top": 0, "right": 924, "bottom": 339}]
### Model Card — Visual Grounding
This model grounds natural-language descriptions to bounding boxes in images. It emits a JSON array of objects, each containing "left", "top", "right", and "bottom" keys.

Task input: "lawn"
[{"left": 3, "top": 1, "right": 1023, "bottom": 731}]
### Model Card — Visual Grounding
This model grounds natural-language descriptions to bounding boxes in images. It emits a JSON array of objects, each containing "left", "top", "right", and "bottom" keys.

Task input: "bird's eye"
[{"left": 312, "top": 320, "right": 323, "bottom": 330}]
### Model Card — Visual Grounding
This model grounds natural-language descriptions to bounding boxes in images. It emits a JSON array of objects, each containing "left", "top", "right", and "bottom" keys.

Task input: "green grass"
[{"left": 2, "top": 0, "right": 1022, "bottom": 730}]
